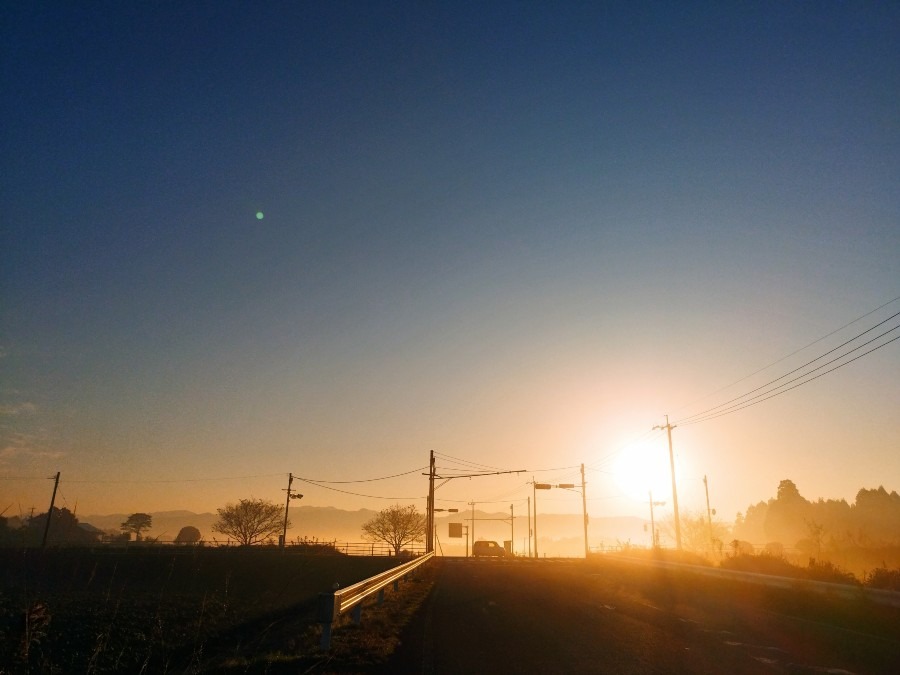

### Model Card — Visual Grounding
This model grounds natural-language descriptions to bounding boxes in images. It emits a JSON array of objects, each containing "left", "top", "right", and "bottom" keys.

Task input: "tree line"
[
  {"left": 732, "top": 480, "right": 900, "bottom": 553},
  {"left": 0, "top": 498, "right": 424, "bottom": 553}
]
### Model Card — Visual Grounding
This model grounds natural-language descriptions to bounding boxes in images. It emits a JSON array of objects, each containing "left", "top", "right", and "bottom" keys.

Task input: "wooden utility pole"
[
  {"left": 527, "top": 496, "right": 532, "bottom": 558},
  {"left": 41, "top": 472, "right": 60, "bottom": 549},
  {"left": 509, "top": 503, "right": 514, "bottom": 555},
  {"left": 581, "top": 463, "right": 589, "bottom": 558},
  {"left": 654, "top": 415, "right": 682, "bottom": 550},
  {"left": 281, "top": 473, "right": 293, "bottom": 549},
  {"left": 704, "top": 474, "right": 713, "bottom": 548},
  {"left": 427, "top": 450, "right": 435, "bottom": 553}
]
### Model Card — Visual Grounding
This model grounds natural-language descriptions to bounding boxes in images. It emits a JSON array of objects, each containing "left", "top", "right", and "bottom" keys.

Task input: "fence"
[
  {"left": 72, "top": 538, "right": 427, "bottom": 556},
  {"left": 317, "top": 550, "right": 435, "bottom": 649}
]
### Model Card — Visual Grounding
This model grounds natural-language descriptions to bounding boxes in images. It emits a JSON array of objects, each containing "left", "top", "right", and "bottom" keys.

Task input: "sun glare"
[{"left": 611, "top": 442, "right": 672, "bottom": 502}]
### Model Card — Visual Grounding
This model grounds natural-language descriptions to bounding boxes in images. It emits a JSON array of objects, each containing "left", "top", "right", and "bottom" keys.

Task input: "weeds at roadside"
[{"left": 0, "top": 548, "right": 404, "bottom": 672}]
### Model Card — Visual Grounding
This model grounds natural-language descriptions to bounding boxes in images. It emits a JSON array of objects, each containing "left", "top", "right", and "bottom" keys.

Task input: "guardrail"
[
  {"left": 612, "top": 556, "right": 900, "bottom": 607},
  {"left": 316, "top": 550, "right": 435, "bottom": 649}
]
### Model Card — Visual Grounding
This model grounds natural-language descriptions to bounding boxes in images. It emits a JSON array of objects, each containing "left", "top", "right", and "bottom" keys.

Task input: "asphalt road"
[{"left": 383, "top": 558, "right": 900, "bottom": 674}]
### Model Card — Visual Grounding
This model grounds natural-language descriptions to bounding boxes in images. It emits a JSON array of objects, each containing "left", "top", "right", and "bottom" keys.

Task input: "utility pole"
[
  {"left": 527, "top": 496, "right": 532, "bottom": 558},
  {"left": 581, "top": 463, "right": 589, "bottom": 558},
  {"left": 648, "top": 491, "right": 665, "bottom": 548},
  {"left": 532, "top": 480, "right": 552, "bottom": 557},
  {"left": 532, "top": 479, "right": 537, "bottom": 558},
  {"left": 281, "top": 473, "right": 303, "bottom": 549},
  {"left": 509, "top": 504, "right": 514, "bottom": 555},
  {"left": 427, "top": 450, "right": 436, "bottom": 553},
  {"left": 42, "top": 472, "right": 60, "bottom": 549},
  {"left": 469, "top": 501, "right": 476, "bottom": 546},
  {"left": 703, "top": 474, "right": 713, "bottom": 548},
  {"left": 281, "top": 473, "right": 292, "bottom": 549},
  {"left": 423, "top": 452, "right": 522, "bottom": 553},
  {"left": 653, "top": 415, "right": 682, "bottom": 550}
]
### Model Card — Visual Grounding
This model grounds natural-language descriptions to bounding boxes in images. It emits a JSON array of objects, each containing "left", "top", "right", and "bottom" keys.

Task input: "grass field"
[{"left": 0, "top": 547, "right": 427, "bottom": 673}]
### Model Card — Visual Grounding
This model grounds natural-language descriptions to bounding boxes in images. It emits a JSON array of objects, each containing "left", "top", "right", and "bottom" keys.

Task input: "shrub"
[{"left": 865, "top": 567, "right": 900, "bottom": 591}]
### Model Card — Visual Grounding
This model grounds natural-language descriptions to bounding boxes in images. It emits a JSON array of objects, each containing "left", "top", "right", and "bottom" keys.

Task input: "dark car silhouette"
[{"left": 472, "top": 540, "right": 508, "bottom": 558}]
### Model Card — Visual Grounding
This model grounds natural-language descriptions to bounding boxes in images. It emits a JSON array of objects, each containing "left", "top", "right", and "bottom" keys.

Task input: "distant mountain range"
[{"left": 79, "top": 507, "right": 649, "bottom": 556}]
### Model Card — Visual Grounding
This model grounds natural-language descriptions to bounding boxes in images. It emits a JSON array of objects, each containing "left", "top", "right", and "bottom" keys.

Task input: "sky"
[{"left": 2, "top": 2, "right": 898, "bottom": 531}]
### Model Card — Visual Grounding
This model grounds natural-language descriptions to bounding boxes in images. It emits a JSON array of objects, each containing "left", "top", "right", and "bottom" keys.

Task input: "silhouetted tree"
[
  {"left": 361, "top": 504, "right": 425, "bottom": 555},
  {"left": 669, "top": 510, "right": 730, "bottom": 555},
  {"left": 764, "top": 479, "right": 810, "bottom": 547},
  {"left": 121, "top": 513, "right": 153, "bottom": 541},
  {"left": 212, "top": 498, "right": 285, "bottom": 545},
  {"left": 733, "top": 501, "right": 768, "bottom": 543},
  {"left": 852, "top": 486, "right": 900, "bottom": 544},
  {"left": 174, "top": 525, "right": 202, "bottom": 544}
]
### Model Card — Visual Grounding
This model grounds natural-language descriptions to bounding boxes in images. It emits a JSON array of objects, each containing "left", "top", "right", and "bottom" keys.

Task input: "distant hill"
[{"left": 80, "top": 507, "right": 648, "bottom": 553}]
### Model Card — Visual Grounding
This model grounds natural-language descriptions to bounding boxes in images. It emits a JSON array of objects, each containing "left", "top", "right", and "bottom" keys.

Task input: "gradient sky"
[{"left": 2, "top": 2, "right": 898, "bottom": 530}]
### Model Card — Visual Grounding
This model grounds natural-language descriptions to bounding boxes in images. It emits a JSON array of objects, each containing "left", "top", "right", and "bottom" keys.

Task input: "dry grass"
[{"left": 0, "top": 548, "right": 433, "bottom": 673}]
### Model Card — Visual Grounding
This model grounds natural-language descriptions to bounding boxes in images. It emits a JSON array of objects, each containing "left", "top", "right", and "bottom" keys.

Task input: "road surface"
[{"left": 383, "top": 557, "right": 900, "bottom": 674}]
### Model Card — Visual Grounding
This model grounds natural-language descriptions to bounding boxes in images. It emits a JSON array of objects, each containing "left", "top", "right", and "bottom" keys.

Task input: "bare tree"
[
  {"left": 121, "top": 513, "right": 153, "bottom": 541},
  {"left": 361, "top": 504, "right": 425, "bottom": 555},
  {"left": 212, "top": 498, "right": 285, "bottom": 546}
]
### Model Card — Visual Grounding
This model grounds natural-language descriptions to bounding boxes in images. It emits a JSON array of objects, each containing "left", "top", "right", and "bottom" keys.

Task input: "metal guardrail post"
[{"left": 317, "top": 592, "right": 337, "bottom": 650}]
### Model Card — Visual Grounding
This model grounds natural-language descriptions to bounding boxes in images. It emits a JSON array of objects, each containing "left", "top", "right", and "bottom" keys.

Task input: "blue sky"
[{"left": 2, "top": 2, "right": 898, "bottom": 524}]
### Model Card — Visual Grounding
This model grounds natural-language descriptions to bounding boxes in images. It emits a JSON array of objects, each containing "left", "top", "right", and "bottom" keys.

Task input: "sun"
[{"left": 610, "top": 442, "right": 672, "bottom": 502}]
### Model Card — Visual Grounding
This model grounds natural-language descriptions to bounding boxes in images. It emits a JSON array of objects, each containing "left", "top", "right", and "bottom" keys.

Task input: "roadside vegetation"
[{"left": 0, "top": 547, "right": 425, "bottom": 672}]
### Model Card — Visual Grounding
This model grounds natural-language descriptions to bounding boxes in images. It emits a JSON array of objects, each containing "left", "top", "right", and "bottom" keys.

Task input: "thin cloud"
[
  {"left": 0, "top": 430, "right": 65, "bottom": 466},
  {"left": 0, "top": 402, "right": 37, "bottom": 416}
]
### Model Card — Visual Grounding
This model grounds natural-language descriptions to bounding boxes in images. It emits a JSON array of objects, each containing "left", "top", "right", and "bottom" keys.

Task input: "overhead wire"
[
  {"left": 675, "top": 310, "right": 900, "bottom": 425},
  {"left": 670, "top": 294, "right": 900, "bottom": 415},
  {"left": 293, "top": 477, "right": 425, "bottom": 501},
  {"left": 433, "top": 451, "right": 503, "bottom": 472},
  {"left": 61, "top": 473, "right": 285, "bottom": 484},
  {"left": 291, "top": 466, "right": 427, "bottom": 483},
  {"left": 680, "top": 332, "right": 900, "bottom": 426}
]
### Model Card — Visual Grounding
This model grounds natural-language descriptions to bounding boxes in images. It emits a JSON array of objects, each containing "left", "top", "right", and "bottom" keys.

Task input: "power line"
[
  {"left": 681, "top": 333, "right": 900, "bottom": 426},
  {"left": 293, "top": 477, "right": 425, "bottom": 501},
  {"left": 676, "top": 310, "right": 900, "bottom": 425},
  {"left": 61, "top": 473, "right": 284, "bottom": 484},
  {"left": 671, "top": 294, "right": 900, "bottom": 415},
  {"left": 434, "top": 452, "right": 504, "bottom": 473},
  {"left": 291, "top": 467, "right": 427, "bottom": 484}
]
